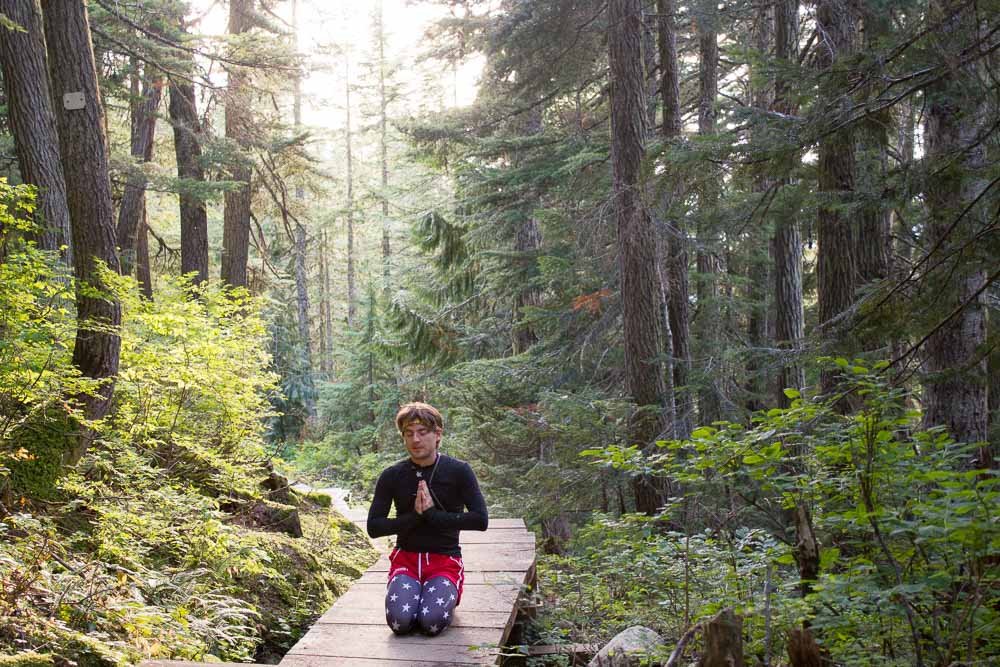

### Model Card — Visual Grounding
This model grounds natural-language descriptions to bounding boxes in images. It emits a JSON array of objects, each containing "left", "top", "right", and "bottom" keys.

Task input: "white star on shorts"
[
  {"left": 402, "top": 583, "right": 411, "bottom": 590},
  {"left": 443, "top": 611, "right": 450, "bottom": 619},
  {"left": 392, "top": 621, "right": 400, "bottom": 630},
  {"left": 430, "top": 624, "right": 438, "bottom": 633},
  {"left": 436, "top": 597, "right": 445, "bottom": 605},
  {"left": 414, "top": 594, "right": 420, "bottom": 600},
  {"left": 390, "top": 594, "right": 398, "bottom": 601},
  {"left": 422, "top": 606, "right": 429, "bottom": 615},
  {"left": 428, "top": 586, "right": 436, "bottom": 592},
  {"left": 442, "top": 580, "right": 451, "bottom": 587},
  {"left": 402, "top": 603, "right": 411, "bottom": 612}
]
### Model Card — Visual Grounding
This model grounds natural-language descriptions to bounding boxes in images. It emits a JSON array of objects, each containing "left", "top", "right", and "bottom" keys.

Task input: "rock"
[
  {"left": 250, "top": 500, "right": 303, "bottom": 537},
  {"left": 0, "top": 653, "right": 54, "bottom": 667},
  {"left": 261, "top": 470, "right": 292, "bottom": 504},
  {"left": 588, "top": 626, "right": 663, "bottom": 667}
]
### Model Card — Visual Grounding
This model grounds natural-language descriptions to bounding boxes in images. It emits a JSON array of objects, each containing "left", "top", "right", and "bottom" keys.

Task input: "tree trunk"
[
  {"left": 345, "top": 55, "right": 357, "bottom": 327},
  {"left": 291, "top": 0, "right": 313, "bottom": 414},
  {"left": 921, "top": 0, "right": 990, "bottom": 462},
  {"left": 117, "top": 65, "right": 162, "bottom": 276},
  {"left": 746, "top": 9, "right": 772, "bottom": 413},
  {"left": 135, "top": 209, "right": 152, "bottom": 299},
  {"left": 609, "top": 0, "right": 667, "bottom": 515},
  {"left": 698, "top": 608, "right": 745, "bottom": 667},
  {"left": 319, "top": 228, "right": 334, "bottom": 377},
  {"left": 815, "top": 0, "right": 857, "bottom": 396},
  {"left": 512, "top": 108, "right": 543, "bottom": 355},
  {"left": 376, "top": 0, "right": 391, "bottom": 293},
  {"left": 513, "top": 216, "right": 542, "bottom": 354},
  {"left": 694, "top": 0, "right": 722, "bottom": 425},
  {"left": 167, "top": 19, "right": 208, "bottom": 286},
  {"left": 221, "top": 0, "right": 253, "bottom": 289},
  {"left": 294, "top": 221, "right": 314, "bottom": 415},
  {"left": 855, "top": 8, "right": 891, "bottom": 290},
  {"left": 41, "top": 0, "right": 121, "bottom": 465},
  {"left": 658, "top": 0, "right": 692, "bottom": 437},
  {"left": 0, "top": 0, "right": 72, "bottom": 262},
  {"left": 771, "top": 0, "right": 804, "bottom": 407}
]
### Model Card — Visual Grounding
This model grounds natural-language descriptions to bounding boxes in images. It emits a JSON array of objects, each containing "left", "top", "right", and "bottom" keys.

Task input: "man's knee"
[
  {"left": 386, "top": 574, "right": 420, "bottom": 634},
  {"left": 417, "top": 576, "right": 456, "bottom": 635}
]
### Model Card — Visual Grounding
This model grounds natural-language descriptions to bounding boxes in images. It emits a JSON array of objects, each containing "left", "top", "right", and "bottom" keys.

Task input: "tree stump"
[
  {"left": 698, "top": 608, "right": 744, "bottom": 667},
  {"left": 787, "top": 628, "right": 824, "bottom": 667}
]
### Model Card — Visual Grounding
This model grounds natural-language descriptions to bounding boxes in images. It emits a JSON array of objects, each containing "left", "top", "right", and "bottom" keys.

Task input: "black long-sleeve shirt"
[{"left": 366, "top": 453, "right": 488, "bottom": 556}]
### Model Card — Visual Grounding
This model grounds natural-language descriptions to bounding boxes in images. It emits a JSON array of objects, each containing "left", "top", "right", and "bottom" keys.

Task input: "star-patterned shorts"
[
  {"left": 385, "top": 549, "right": 465, "bottom": 635},
  {"left": 387, "top": 548, "right": 465, "bottom": 604}
]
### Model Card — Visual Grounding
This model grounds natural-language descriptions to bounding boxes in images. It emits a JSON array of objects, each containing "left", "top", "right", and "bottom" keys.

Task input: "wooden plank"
[
  {"left": 319, "top": 584, "right": 520, "bottom": 618},
  {"left": 359, "top": 570, "right": 528, "bottom": 586},
  {"left": 315, "top": 608, "right": 512, "bottom": 627},
  {"left": 141, "top": 663, "right": 264, "bottom": 667},
  {"left": 287, "top": 624, "right": 500, "bottom": 652},
  {"left": 351, "top": 517, "right": 527, "bottom": 530},
  {"left": 285, "top": 632, "right": 497, "bottom": 663},
  {"left": 459, "top": 530, "right": 535, "bottom": 544},
  {"left": 366, "top": 547, "right": 535, "bottom": 573},
  {"left": 283, "top": 656, "right": 486, "bottom": 667}
]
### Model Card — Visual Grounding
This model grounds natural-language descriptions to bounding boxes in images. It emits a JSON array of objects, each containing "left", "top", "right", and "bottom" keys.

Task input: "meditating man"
[{"left": 367, "top": 402, "right": 489, "bottom": 636}]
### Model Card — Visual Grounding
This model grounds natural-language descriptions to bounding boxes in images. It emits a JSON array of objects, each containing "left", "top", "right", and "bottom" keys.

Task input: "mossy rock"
[
  {"left": 0, "top": 652, "right": 54, "bottom": 667},
  {"left": 3, "top": 409, "right": 74, "bottom": 501},
  {"left": 289, "top": 488, "right": 332, "bottom": 509}
]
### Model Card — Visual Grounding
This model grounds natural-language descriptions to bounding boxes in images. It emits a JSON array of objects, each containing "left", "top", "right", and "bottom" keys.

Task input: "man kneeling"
[{"left": 367, "top": 402, "right": 489, "bottom": 635}]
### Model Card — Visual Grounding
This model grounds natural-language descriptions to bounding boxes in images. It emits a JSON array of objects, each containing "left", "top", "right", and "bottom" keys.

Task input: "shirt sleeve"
[
  {"left": 421, "top": 462, "right": 488, "bottom": 531},
  {"left": 367, "top": 467, "right": 419, "bottom": 538}
]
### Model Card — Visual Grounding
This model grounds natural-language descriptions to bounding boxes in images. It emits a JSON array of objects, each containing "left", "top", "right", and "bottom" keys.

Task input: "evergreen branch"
[
  {"left": 89, "top": 25, "right": 220, "bottom": 90},
  {"left": 889, "top": 263, "right": 1000, "bottom": 371},
  {"left": 93, "top": 0, "right": 298, "bottom": 72}
]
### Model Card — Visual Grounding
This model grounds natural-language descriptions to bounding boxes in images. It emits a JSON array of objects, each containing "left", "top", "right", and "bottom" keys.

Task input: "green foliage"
[
  {"left": 584, "top": 365, "right": 999, "bottom": 665},
  {"left": 0, "top": 221, "right": 375, "bottom": 664},
  {"left": 0, "top": 181, "right": 88, "bottom": 500}
]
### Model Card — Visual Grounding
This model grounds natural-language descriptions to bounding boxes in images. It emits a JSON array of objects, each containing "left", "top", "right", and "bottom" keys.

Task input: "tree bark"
[
  {"left": 221, "top": 0, "right": 253, "bottom": 289},
  {"left": 376, "top": 0, "right": 391, "bottom": 293},
  {"left": 41, "top": 0, "right": 121, "bottom": 464},
  {"left": 117, "top": 65, "right": 162, "bottom": 277},
  {"left": 167, "top": 17, "right": 208, "bottom": 286},
  {"left": 746, "top": 8, "right": 773, "bottom": 413},
  {"left": 609, "top": 0, "right": 667, "bottom": 515},
  {"left": 0, "top": 0, "right": 72, "bottom": 262},
  {"left": 771, "top": 0, "right": 804, "bottom": 407},
  {"left": 921, "top": 0, "right": 990, "bottom": 461},
  {"left": 694, "top": 0, "right": 723, "bottom": 425},
  {"left": 815, "top": 0, "right": 857, "bottom": 397},
  {"left": 291, "top": 0, "right": 313, "bottom": 414},
  {"left": 698, "top": 608, "right": 745, "bottom": 667},
  {"left": 344, "top": 55, "right": 357, "bottom": 327},
  {"left": 658, "top": 0, "right": 692, "bottom": 437},
  {"left": 512, "top": 108, "right": 543, "bottom": 355},
  {"left": 135, "top": 208, "right": 152, "bottom": 299}
]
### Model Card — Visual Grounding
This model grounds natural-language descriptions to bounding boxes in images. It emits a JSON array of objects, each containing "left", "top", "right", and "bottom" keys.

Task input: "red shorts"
[{"left": 387, "top": 548, "right": 465, "bottom": 605}]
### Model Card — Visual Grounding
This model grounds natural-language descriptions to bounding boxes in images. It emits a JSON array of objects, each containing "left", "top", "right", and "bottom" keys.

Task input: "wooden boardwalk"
[
  {"left": 280, "top": 516, "right": 536, "bottom": 666},
  {"left": 143, "top": 497, "right": 536, "bottom": 667}
]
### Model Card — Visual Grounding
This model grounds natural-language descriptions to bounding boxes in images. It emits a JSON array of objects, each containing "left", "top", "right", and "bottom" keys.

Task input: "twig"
[{"left": 666, "top": 621, "right": 703, "bottom": 667}]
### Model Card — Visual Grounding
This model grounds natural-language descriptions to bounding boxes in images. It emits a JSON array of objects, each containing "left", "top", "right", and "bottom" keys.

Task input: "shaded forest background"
[{"left": 0, "top": 0, "right": 997, "bottom": 665}]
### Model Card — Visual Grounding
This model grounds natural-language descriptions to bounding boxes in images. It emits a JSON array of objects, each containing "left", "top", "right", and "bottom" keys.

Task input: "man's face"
[{"left": 401, "top": 420, "right": 441, "bottom": 465}]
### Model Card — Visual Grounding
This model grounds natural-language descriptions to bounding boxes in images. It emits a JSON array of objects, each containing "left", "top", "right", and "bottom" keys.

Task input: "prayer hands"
[{"left": 415, "top": 480, "right": 434, "bottom": 514}]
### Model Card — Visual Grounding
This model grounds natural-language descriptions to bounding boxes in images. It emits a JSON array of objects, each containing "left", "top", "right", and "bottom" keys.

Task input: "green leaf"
[{"left": 783, "top": 388, "right": 800, "bottom": 399}]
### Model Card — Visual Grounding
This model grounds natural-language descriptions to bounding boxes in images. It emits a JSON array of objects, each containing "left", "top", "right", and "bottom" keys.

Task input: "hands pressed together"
[{"left": 415, "top": 480, "right": 434, "bottom": 514}]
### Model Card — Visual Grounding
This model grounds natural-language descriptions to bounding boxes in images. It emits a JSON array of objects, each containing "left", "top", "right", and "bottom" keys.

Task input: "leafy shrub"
[
  {"left": 582, "top": 363, "right": 999, "bottom": 665},
  {"left": 0, "top": 211, "right": 374, "bottom": 666}
]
